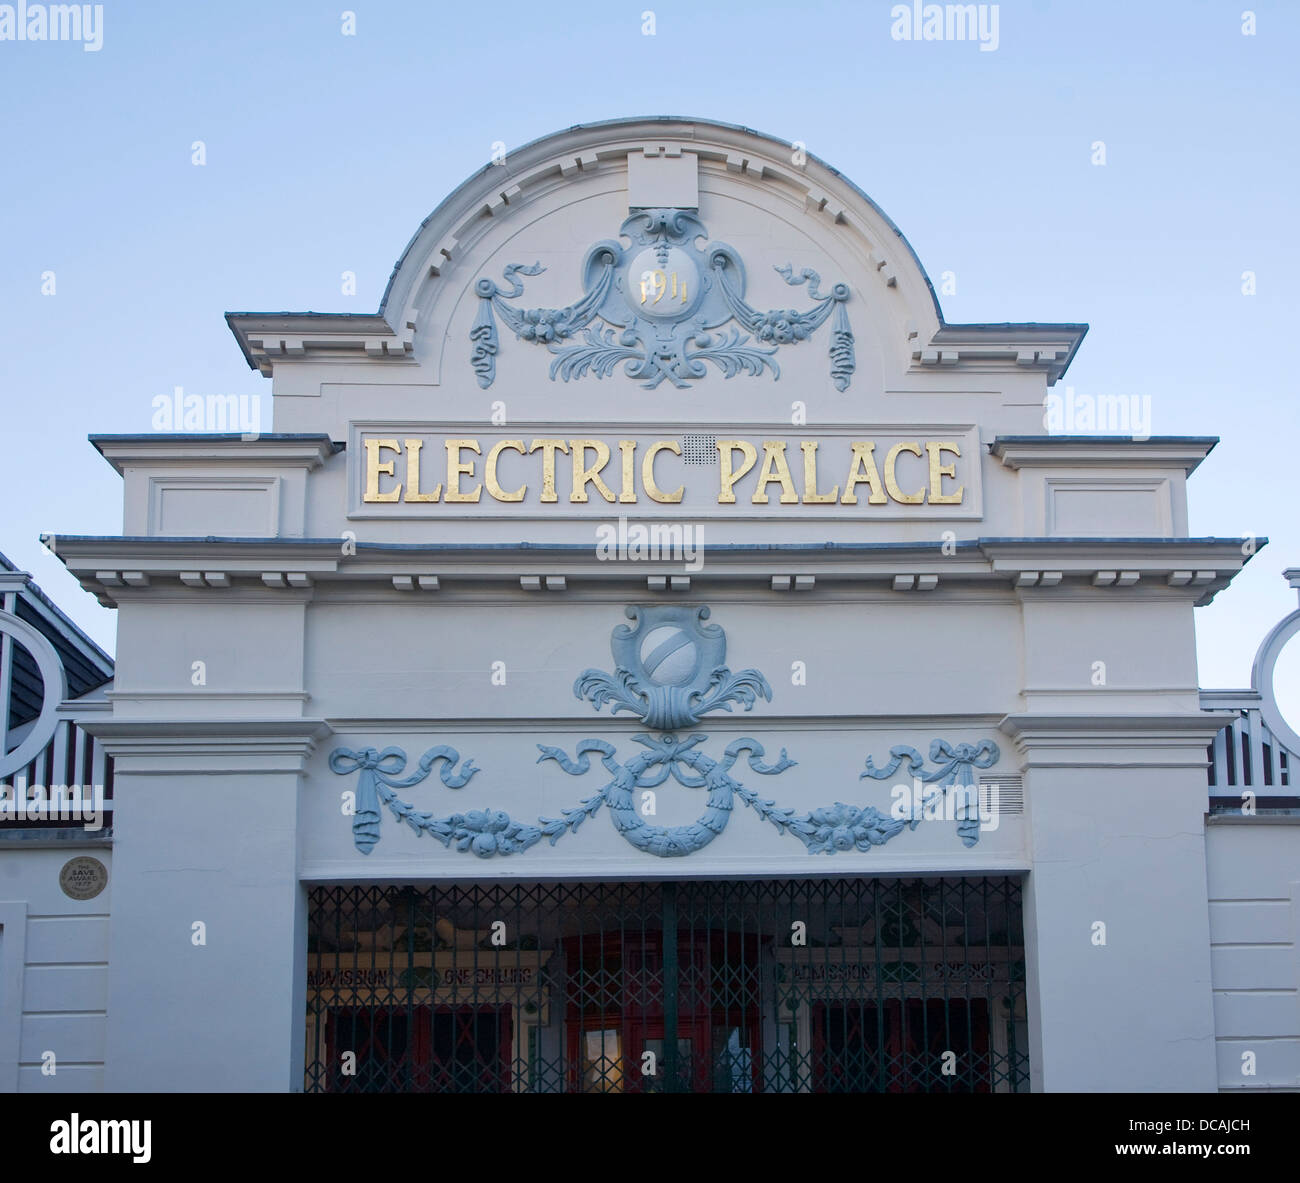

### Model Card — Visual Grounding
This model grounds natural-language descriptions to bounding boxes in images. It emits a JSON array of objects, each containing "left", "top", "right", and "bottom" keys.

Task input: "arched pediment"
[
  {"left": 379, "top": 117, "right": 942, "bottom": 391},
  {"left": 228, "top": 117, "right": 1084, "bottom": 403}
]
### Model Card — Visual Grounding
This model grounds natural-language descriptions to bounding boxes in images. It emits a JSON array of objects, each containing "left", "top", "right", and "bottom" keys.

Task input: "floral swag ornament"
[{"left": 328, "top": 606, "right": 1000, "bottom": 859}]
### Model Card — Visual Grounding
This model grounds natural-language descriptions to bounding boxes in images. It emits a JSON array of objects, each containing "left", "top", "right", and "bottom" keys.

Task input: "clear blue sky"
[{"left": 1, "top": 0, "right": 1297, "bottom": 717}]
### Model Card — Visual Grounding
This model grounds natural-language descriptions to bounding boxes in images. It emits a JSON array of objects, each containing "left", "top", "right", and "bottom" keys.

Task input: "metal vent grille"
[
  {"left": 980, "top": 775, "right": 1024, "bottom": 816},
  {"left": 681, "top": 434, "right": 718, "bottom": 465}
]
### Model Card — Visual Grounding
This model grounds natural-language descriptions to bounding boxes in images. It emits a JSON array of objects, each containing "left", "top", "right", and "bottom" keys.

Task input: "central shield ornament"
[{"left": 577, "top": 604, "right": 769, "bottom": 730}]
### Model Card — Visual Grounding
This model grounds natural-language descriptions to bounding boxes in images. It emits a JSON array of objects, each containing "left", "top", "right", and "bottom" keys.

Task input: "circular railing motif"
[
  {"left": 0, "top": 610, "right": 68, "bottom": 778},
  {"left": 1252, "top": 606, "right": 1300, "bottom": 757}
]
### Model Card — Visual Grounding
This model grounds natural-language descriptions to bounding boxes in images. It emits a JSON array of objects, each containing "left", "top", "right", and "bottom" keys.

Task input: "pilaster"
[
  {"left": 1001, "top": 712, "right": 1226, "bottom": 1092},
  {"left": 89, "top": 719, "right": 329, "bottom": 1091}
]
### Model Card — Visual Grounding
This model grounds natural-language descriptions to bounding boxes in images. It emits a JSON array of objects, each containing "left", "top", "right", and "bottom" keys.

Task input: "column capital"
[
  {"left": 998, "top": 711, "right": 1233, "bottom": 769},
  {"left": 82, "top": 718, "right": 332, "bottom": 775}
]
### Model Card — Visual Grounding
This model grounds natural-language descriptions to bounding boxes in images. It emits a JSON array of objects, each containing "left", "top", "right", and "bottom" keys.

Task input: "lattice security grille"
[{"left": 304, "top": 876, "right": 1029, "bottom": 1094}]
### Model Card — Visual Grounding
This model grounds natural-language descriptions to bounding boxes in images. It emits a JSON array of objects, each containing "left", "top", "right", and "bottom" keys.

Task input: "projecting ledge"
[
  {"left": 78, "top": 718, "right": 333, "bottom": 775},
  {"left": 997, "top": 711, "right": 1235, "bottom": 768}
]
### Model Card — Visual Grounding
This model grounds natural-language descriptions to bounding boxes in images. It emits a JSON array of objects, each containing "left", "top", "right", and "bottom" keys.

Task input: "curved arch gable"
[
  {"left": 379, "top": 117, "right": 941, "bottom": 389},
  {"left": 227, "top": 116, "right": 1085, "bottom": 395}
]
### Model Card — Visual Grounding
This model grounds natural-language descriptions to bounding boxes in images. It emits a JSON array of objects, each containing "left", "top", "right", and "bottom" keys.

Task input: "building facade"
[{"left": 4, "top": 117, "right": 1298, "bottom": 1092}]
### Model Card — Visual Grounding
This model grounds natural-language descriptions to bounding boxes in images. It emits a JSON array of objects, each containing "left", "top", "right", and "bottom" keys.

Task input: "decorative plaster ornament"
[
  {"left": 329, "top": 606, "right": 1001, "bottom": 859},
  {"left": 471, "top": 208, "right": 854, "bottom": 391}
]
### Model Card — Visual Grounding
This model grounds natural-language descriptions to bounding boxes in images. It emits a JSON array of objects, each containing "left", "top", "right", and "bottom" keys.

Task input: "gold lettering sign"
[
  {"left": 404, "top": 438, "right": 441, "bottom": 503},
  {"left": 444, "top": 439, "right": 481, "bottom": 503},
  {"left": 363, "top": 438, "right": 402, "bottom": 502},
  {"left": 841, "top": 441, "right": 887, "bottom": 505},
  {"left": 883, "top": 441, "right": 925, "bottom": 505},
  {"left": 925, "top": 441, "right": 964, "bottom": 504},
  {"left": 362, "top": 436, "right": 969, "bottom": 509},
  {"left": 570, "top": 440, "right": 616, "bottom": 504},
  {"left": 529, "top": 439, "right": 568, "bottom": 504},
  {"left": 717, "top": 440, "right": 757, "bottom": 504},
  {"left": 752, "top": 441, "right": 799, "bottom": 505},
  {"left": 642, "top": 440, "right": 684, "bottom": 504},
  {"left": 485, "top": 439, "right": 527, "bottom": 502},
  {"left": 800, "top": 441, "right": 839, "bottom": 505}
]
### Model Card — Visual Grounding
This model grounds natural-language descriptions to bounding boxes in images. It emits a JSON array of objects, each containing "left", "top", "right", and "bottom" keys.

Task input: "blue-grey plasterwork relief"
[
  {"left": 575, "top": 604, "right": 771, "bottom": 731},
  {"left": 327, "top": 746, "right": 483, "bottom": 855},
  {"left": 470, "top": 208, "right": 855, "bottom": 391},
  {"left": 861, "top": 740, "right": 1000, "bottom": 849},
  {"left": 327, "top": 606, "right": 1000, "bottom": 858}
]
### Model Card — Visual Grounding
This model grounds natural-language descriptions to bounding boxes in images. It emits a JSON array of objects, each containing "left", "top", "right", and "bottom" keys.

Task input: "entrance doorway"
[
  {"left": 563, "top": 928, "right": 762, "bottom": 1092},
  {"left": 304, "top": 877, "right": 1028, "bottom": 1093}
]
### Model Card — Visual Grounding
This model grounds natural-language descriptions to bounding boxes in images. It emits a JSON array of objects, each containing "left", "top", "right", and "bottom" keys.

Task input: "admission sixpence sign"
[{"left": 59, "top": 856, "right": 108, "bottom": 901}]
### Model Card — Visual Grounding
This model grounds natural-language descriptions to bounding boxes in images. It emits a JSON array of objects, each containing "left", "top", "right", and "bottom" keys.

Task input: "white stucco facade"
[{"left": 6, "top": 118, "right": 1297, "bottom": 1093}]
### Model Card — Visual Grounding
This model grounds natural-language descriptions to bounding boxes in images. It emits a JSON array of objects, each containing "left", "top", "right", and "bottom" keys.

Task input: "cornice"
[
  {"left": 90, "top": 433, "right": 341, "bottom": 473},
  {"left": 1207, "top": 813, "right": 1300, "bottom": 827},
  {"left": 299, "top": 853, "right": 1035, "bottom": 883},
  {"left": 990, "top": 435, "right": 1217, "bottom": 474},
  {"left": 914, "top": 324, "right": 1088, "bottom": 388},
  {"left": 48, "top": 535, "right": 1259, "bottom": 608},
  {"left": 224, "top": 313, "right": 413, "bottom": 376},
  {"left": 1001, "top": 711, "right": 1236, "bottom": 735},
  {"left": 999, "top": 711, "right": 1235, "bottom": 763},
  {"left": 81, "top": 718, "right": 333, "bottom": 771}
]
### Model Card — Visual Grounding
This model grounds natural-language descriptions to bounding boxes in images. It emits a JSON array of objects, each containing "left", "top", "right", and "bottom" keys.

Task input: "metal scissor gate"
[{"left": 305, "top": 876, "right": 1028, "bottom": 1093}]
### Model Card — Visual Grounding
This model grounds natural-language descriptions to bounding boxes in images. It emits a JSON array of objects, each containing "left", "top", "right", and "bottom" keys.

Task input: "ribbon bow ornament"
[{"left": 328, "top": 746, "right": 480, "bottom": 854}]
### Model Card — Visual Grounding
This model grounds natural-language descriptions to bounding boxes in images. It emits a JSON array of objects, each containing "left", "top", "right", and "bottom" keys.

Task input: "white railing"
[
  {"left": 0, "top": 561, "right": 115, "bottom": 836},
  {"left": 1202, "top": 689, "right": 1292, "bottom": 797},
  {"left": 1, "top": 696, "right": 113, "bottom": 832},
  {"left": 1202, "top": 568, "right": 1300, "bottom": 802}
]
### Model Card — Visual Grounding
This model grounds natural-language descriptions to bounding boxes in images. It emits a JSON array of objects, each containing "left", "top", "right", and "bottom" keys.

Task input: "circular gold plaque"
[{"left": 59, "top": 856, "right": 108, "bottom": 901}]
